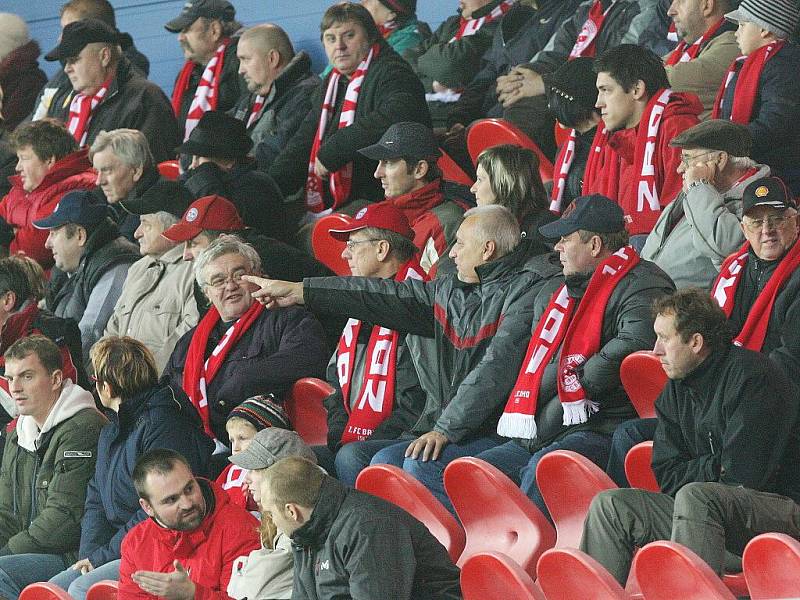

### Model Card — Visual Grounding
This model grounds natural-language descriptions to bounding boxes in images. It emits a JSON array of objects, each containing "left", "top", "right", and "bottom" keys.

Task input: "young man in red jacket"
[
  {"left": 584, "top": 44, "right": 702, "bottom": 249},
  {"left": 119, "top": 449, "right": 259, "bottom": 600}
]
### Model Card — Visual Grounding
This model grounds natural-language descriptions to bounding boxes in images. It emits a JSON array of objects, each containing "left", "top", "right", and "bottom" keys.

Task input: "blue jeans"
[
  {"left": 371, "top": 436, "right": 501, "bottom": 513},
  {"left": 605, "top": 418, "right": 658, "bottom": 487},
  {"left": 49, "top": 560, "right": 121, "bottom": 600},
  {"left": 0, "top": 553, "right": 69, "bottom": 600},
  {"left": 477, "top": 430, "right": 613, "bottom": 520},
  {"left": 312, "top": 438, "right": 415, "bottom": 487}
]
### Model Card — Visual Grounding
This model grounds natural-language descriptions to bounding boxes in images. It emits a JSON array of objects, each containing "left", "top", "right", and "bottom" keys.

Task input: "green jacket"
[{"left": 0, "top": 381, "right": 107, "bottom": 561}]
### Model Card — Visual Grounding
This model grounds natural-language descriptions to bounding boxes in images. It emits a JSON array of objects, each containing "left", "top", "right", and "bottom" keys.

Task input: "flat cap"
[{"left": 669, "top": 119, "right": 753, "bottom": 157}]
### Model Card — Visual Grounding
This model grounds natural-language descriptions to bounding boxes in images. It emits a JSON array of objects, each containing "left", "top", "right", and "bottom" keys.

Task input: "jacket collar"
[
  {"left": 389, "top": 179, "right": 444, "bottom": 221},
  {"left": 10, "top": 148, "right": 92, "bottom": 194},
  {"left": 290, "top": 476, "right": 346, "bottom": 548},
  {"left": 272, "top": 51, "right": 314, "bottom": 97},
  {"left": 677, "top": 344, "right": 731, "bottom": 393}
]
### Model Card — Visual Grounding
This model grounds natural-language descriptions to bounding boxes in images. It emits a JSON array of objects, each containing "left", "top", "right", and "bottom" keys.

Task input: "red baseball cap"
[
  {"left": 329, "top": 202, "right": 414, "bottom": 241},
  {"left": 162, "top": 195, "right": 245, "bottom": 242}
]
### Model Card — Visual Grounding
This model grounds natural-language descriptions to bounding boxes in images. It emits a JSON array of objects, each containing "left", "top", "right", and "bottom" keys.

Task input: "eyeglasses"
[
  {"left": 742, "top": 214, "right": 793, "bottom": 232},
  {"left": 345, "top": 239, "right": 382, "bottom": 250},
  {"left": 679, "top": 150, "right": 719, "bottom": 168},
  {"left": 205, "top": 269, "right": 249, "bottom": 289}
]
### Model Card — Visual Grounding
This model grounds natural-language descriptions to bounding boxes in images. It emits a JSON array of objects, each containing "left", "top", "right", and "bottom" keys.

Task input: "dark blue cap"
[
  {"left": 539, "top": 194, "right": 625, "bottom": 238},
  {"left": 359, "top": 122, "right": 441, "bottom": 162},
  {"left": 33, "top": 190, "right": 109, "bottom": 230}
]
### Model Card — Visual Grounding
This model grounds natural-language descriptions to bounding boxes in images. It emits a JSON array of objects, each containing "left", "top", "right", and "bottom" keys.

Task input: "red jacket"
[
  {"left": 119, "top": 480, "right": 260, "bottom": 600},
  {"left": 0, "top": 149, "right": 96, "bottom": 268}
]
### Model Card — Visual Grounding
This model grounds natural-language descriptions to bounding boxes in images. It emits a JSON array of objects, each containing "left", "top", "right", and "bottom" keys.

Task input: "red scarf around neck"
[
  {"left": 665, "top": 18, "right": 725, "bottom": 66},
  {"left": 67, "top": 76, "right": 112, "bottom": 146},
  {"left": 550, "top": 128, "right": 577, "bottom": 214},
  {"left": 246, "top": 94, "right": 266, "bottom": 129},
  {"left": 498, "top": 246, "right": 640, "bottom": 439},
  {"left": 711, "top": 41, "right": 784, "bottom": 123},
  {"left": 449, "top": 0, "right": 516, "bottom": 42},
  {"left": 712, "top": 239, "right": 800, "bottom": 351},
  {"left": 379, "top": 20, "right": 398, "bottom": 38},
  {"left": 182, "top": 300, "right": 265, "bottom": 439},
  {"left": 582, "top": 123, "right": 617, "bottom": 197},
  {"left": 336, "top": 258, "right": 426, "bottom": 444},
  {"left": 172, "top": 39, "right": 230, "bottom": 139},
  {"left": 569, "top": 0, "right": 611, "bottom": 59},
  {"left": 306, "top": 43, "right": 380, "bottom": 213}
]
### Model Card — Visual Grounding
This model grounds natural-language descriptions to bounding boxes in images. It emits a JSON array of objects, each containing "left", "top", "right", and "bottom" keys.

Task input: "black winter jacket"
[
  {"left": 291, "top": 476, "right": 462, "bottom": 600},
  {"left": 652, "top": 345, "right": 800, "bottom": 503}
]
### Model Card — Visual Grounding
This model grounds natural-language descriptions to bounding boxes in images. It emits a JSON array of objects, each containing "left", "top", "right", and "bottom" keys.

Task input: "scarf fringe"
[
  {"left": 497, "top": 412, "right": 538, "bottom": 440},
  {"left": 562, "top": 399, "right": 599, "bottom": 426}
]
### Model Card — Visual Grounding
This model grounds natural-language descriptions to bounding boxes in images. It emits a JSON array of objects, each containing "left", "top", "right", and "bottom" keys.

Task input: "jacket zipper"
[
  {"left": 708, "top": 431, "right": 715, "bottom": 455},
  {"left": 29, "top": 453, "right": 40, "bottom": 526}
]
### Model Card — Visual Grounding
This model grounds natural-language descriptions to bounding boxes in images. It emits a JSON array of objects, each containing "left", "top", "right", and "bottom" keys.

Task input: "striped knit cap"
[
  {"left": 725, "top": 0, "right": 800, "bottom": 39},
  {"left": 228, "top": 395, "right": 292, "bottom": 431}
]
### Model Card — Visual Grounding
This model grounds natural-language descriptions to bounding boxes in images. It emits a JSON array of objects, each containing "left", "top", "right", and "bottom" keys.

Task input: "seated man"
[
  {"left": 104, "top": 193, "right": 195, "bottom": 373},
  {"left": 581, "top": 288, "right": 800, "bottom": 584},
  {"left": 476, "top": 195, "right": 674, "bottom": 518},
  {"left": 90, "top": 128, "right": 190, "bottom": 243},
  {"left": 0, "top": 119, "right": 95, "bottom": 270},
  {"left": 315, "top": 203, "right": 427, "bottom": 485},
  {"left": 43, "top": 19, "right": 178, "bottom": 162},
  {"left": 119, "top": 449, "right": 260, "bottom": 600},
  {"left": 642, "top": 119, "right": 767, "bottom": 290},
  {"left": 161, "top": 235, "right": 329, "bottom": 456},
  {"left": 35, "top": 190, "right": 139, "bottom": 367},
  {"left": 260, "top": 456, "right": 461, "bottom": 599},
  {"left": 269, "top": 2, "right": 430, "bottom": 216},
  {"left": 233, "top": 24, "right": 320, "bottom": 169},
  {"left": 244, "top": 205, "right": 562, "bottom": 509},
  {"left": 0, "top": 335, "right": 107, "bottom": 600},
  {"left": 359, "top": 122, "right": 467, "bottom": 273},
  {"left": 584, "top": 44, "right": 701, "bottom": 245},
  {"left": 713, "top": 0, "right": 800, "bottom": 192}
]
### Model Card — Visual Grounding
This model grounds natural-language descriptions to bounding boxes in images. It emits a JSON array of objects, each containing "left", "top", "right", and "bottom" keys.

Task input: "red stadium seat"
[
  {"left": 438, "top": 149, "right": 474, "bottom": 187},
  {"left": 537, "top": 547, "right": 631, "bottom": 600},
  {"left": 284, "top": 377, "right": 332, "bottom": 446},
  {"left": 86, "top": 580, "right": 119, "bottom": 600},
  {"left": 356, "top": 464, "right": 465, "bottom": 562},
  {"left": 461, "top": 552, "right": 546, "bottom": 600},
  {"left": 157, "top": 160, "right": 180, "bottom": 181},
  {"left": 743, "top": 532, "right": 800, "bottom": 599},
  {"left": 19, "top": 583, "right": 74, "bottom": 600},
  {"left": 619, "top": 351, "right": 666, "bottom": 419},
  {"left": 311, "top": 213, "right": 352, "bottom": 275},
  {"left": 466, "top": 119, "right": 555, "bottom": 183},
  {"left": 624, "top": 441, "right": 659, "bottom": 493},
  {"left": 443, "top": 457, "right": 556, "bottom": 577},
  {"left": 632, "top": 541, "right": 736, "bottom": 600},
  {"left": 536, "top": 450, "right": 617, "bottom": 548}
]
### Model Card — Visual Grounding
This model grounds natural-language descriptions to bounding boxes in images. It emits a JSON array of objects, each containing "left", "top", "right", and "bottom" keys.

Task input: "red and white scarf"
[
  {"left": 306, "top": 43, "right": 379, "bottom": 213},
  {"left": 550, "top": 128, "right": 577, "bottom": 214},
  {"left": 182, "top": 300, "right": 265, "bottom": 439},
  {"left": 172, "top": 39, "right": 230, "bottom": 140},
  {"left": 498, "top": 246, "right": 640, "bottom": 439},
  {"left": 67, "top": 77, "right": 112, "bottom": 146},
  {"left": 711, "top": 41, "right": 784, "bottom": 123},
  {"left": 216, "top": 464, "right": 258, "bottom": 511},
  {"left": 712, "top": 239, "right": 800, "bottom": 351},
  {"left": 449, "top": 0, "right": 516, "bottom": 42},
  {"left": 582, "top": 123, "right": 616, "bottom": 197},
  {"left": 569, "top": 0, "right": 611, "bottom": 59},
  {"left": 246, "top": 94, "right": 266, "bottom": 129},
  {"left": 665, "top": 18, "right": 725, "bottom": 66},
  {"left": 379, "top": 20, "right": 398, "bottom": 39},
  {"left": 336, "top": 258, "right": 426, "bottom": 443}
]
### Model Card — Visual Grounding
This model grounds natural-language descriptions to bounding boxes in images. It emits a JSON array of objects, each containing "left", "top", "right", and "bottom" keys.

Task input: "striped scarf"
[
  {"left": 246, "top": 94, "right": 266, "bottom": 128},
  {"left": 67, "top": 77, "right": 112, "bottom": 146},
  {"left": 550, "top": 128, "right": 577, "bottom": 214},
  {"left": 172, "top": 39, "right": 230, "bottom": 140},
  {"left": 449, "top": 0, "right": 516, "bottom": 42}
]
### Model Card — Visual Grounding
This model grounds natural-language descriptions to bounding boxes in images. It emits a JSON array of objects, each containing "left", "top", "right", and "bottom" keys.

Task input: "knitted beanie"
[{"left": 228, "top": 395, "right": 292, "bottom": 431}]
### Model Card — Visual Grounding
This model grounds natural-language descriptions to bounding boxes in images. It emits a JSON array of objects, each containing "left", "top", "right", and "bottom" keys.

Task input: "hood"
[
  {"left": 0, "top": 40, "right": 41, "bottom": 79},
  {"left": 725, "top": 164, "right": 771, "bottom": 199},
  {"left": 16, "top": 380, "right": 98, "bottom": 451},
  {"left": 9, "top": 148, "right": 93, "bottom": 195},
  {"left": 117, "top": 384, "right": 206, "bottom": 432},
  {"left": 274, "top": 50, "right": 315, "bottom": 94}
]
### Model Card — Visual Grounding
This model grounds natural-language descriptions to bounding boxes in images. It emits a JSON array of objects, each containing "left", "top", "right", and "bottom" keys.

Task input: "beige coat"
[
  {"left": 105, "top": 244, "right": 198, "bottom": 372},
  {"left": 227, "top": 532, "right": 294, "bottom": 600}
]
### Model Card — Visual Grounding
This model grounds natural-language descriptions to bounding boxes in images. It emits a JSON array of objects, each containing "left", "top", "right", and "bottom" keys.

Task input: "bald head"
[
  {"left": 237, "top": 24, "right": 295, "bottom": 95},
  {"left": 241, "top": 24, "right": 294, "bottom": 64}
]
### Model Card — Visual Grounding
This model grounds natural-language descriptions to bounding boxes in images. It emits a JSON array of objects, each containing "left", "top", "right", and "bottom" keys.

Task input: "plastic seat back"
[
  {"left": 466, "top": 119, "right": 555, "bottom": 183},
  {"left": 157, "top": 160, "right": 180, "bottom": 181},
  {"left": 536, "top": 450, "right": 618, "bottom": 548},
  {"left": 632, "top": 541, "right": 736, "bottom": 600},
  {"left": 443, "top": 457, "right": 556, "bottom": 576},
  {"left": 86, "top": 580, "right": 119, "bottom": 600},
  {"left": 19, "top": 583, "right": 75, "bottom": 600},
  {"left": 461, "top": 551, "right": 546, "bottom": 600},
  {"left": 537, "top": 547, "right": 630, "bottom": 600},
  {"left": 438, "top": 149, "right": 474, "bottom": 187},
  {"left": 619, "top": 351, "right": 667, "bottom": 419},
  {"left": 356, "top": 464, "right": 465, "bottom": 562},
  {"left": 624, "top": 441, "right": 659, "bottom": 492},
  {"left": 743, "top": 532, "right": 800, "bottom": 599},
  {"left": 311, "top": 213, "right": 352, "bottom": 275},
  {"left": 284, "top": 377, "right": 333, "bottom": 446}
]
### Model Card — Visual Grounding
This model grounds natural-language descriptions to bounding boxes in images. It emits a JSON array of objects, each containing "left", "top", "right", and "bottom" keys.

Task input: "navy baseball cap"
[
  {"left": 359, "top": 122, "right": 441, "bottom": 162},
  {"left": 33, "top": 190, "right": 109, "bottom": 229},
  {"left": 539, "top": 194, "right": 625, "bottom": 238},
  {"left": 165, "top": 0, "right": 236, "bottom": 33}
]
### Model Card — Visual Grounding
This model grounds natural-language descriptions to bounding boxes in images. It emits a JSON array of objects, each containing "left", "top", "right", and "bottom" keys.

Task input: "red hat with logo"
[
  {"left": 328, "top": 202, "right": 414, "bottom": 241},
  {"left": 162, "top": 195, "right": 245, "bottom": 242}
]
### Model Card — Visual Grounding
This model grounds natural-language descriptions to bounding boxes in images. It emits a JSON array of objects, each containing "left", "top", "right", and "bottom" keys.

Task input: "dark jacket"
[
  {"left": 447, "top": 0, "right": 582, "bottom": 127},
  {"left": 304, "top": 240, "right": 563, "bottom": 443},
  {"left": 291, "top": 476, "right": 462, "bottom": 600},
  {"left": 652, "top": 345, "right": 800, "bottom": 503},
  {"left": 0, "top": 128, "right": 16, "bottom": 204},
  {"left": 48, "top": 58, "right": 179, "bottom": 163},
  {"left": 113, "top": 168, "right": 191, "bottom": 243},
  {"left": 161, "top": 305, "right": 329, "bottom": 444},
  {"left": 551, "top": 126, "right": 596, "bottom": 214},
  {"left": 0, "top": 40, "right": 47, "bottom": 131},
  {"left": 513, "top": 258, "right": 675, "bottom": 452},
  {"left": 231, "top": 51, "right": 320, "bottom": 171},
  {"left": 269, "top": 40, "right": 430, "bottom": 206},
  {"left": 182, "top": 160, "right": 290, "bottom": 242},
  {"left": 79, "top": 385, "right": 213, "bottom": 567}
]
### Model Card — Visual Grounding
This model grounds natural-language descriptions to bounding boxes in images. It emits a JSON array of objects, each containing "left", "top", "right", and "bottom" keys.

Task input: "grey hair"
[
  {"left": 194, "top": 234, "right": 261, "bottom": 287},
  {"left": 153, "top": 211, "right": 179, "bottom": 229},
  {"left": 463, "top": 204, "right": 521, "bottom": 257},
  {"left": 89, "top": 128, "right": 154, "bottom": 171},
  {"left": 728, "top": 155, "right": 757, "bottom": 170}
]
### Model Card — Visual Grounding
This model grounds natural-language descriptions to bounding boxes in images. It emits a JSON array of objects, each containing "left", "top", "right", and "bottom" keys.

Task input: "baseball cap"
[
  {"left": 358, "top": 122, "right": 441, "bottom": 162},
  {"left": 45, "top": 19, "right": 119, "bottom": 62},
  {"left": 165, "top": 0, "right": 236, "bottom": 33},
  {"left": 229, "top": 428, "right": 317, "bottom": 470},
  {"left": 162, "top": 195, "right": 245, "bottom": 242},
  {"left": 33, "top": 190, "right": 109, "bottom": 229},
  {"left": 742, "top": 176, "right": 797, "bottom": 214},
  {"left": 328, "top": 202, "right": 415, "bottom": 241},
  {"left": 538, "top": 194, "right": 625, "bottom": 239}
]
